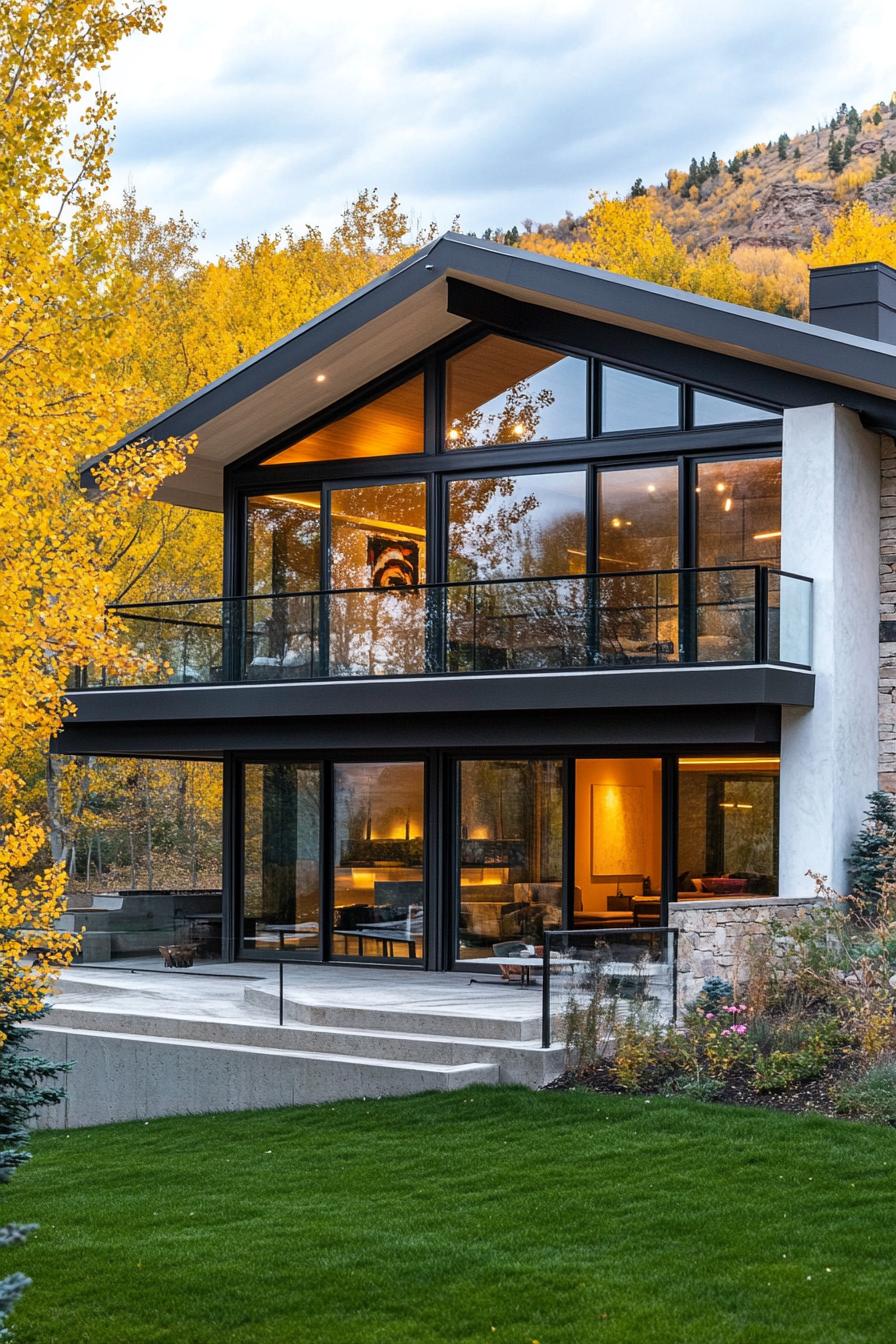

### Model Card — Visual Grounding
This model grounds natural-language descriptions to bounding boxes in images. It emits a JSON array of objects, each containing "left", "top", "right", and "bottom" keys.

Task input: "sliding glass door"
[
  {"left": 456, "top": 759, "right": 564, "bottom": 960},
  {"left": 242, "top": 762, "right": 322, "bottom": 955},
  {"left": 329, "top": 481, "right": 428, "bottom": 676},
  {"left": 332, "top": 762, "right": 425, "bottom": 961}
]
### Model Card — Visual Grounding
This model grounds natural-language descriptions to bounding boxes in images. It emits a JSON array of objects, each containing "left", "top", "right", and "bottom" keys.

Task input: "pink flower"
[
  {"left": 735, "top": 1025, "right": 747, "bottom": 1035},
  {"left": 738, "top": 1004, "right": 748, "bottom": 1013},
  {"left": 720, "top": 1028, "right": 732, "bottom": 1037},
  {"left": 724, "top": 1005, "right": 737, "bottom": 1013},
  {"left": 704, "top": 1012, "right": 715, "bottom": 1020}
]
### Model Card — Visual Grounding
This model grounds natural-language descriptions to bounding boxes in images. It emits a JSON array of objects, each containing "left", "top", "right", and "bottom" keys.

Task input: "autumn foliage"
[{"left": 0, "top": 0, "right": 196, "bottom": 1035}]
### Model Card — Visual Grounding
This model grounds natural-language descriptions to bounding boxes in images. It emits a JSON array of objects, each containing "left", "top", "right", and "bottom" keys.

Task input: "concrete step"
[
  {"left": 45, "top": 1004, "right": 567, "bottom": 1088},
  {"left": 32, "top": 1024, "right": 500, "bottom": 1129},
  {"left": 243, "top": 982, "right": 548, "bottom": 1041}
]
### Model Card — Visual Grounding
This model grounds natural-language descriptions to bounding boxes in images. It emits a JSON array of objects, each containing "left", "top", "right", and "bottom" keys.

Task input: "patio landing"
[{"left": 34, "top": 961, "right": 569, "bottom": 1128}]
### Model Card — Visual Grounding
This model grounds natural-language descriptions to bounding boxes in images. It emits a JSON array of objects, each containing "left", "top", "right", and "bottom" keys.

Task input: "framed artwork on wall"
[{"left": 591, "top": 782, "right": 645, "bottom": 881}]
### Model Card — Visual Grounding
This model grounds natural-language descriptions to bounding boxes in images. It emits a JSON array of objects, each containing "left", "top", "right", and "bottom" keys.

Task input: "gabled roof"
[{"left": 85, "top": 232, "right": 896, "bottom": 510}]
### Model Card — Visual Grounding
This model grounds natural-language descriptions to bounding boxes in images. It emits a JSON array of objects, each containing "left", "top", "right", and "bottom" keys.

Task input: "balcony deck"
[{"left": 59, "top": 565, "right": 813, "bottom": 755}]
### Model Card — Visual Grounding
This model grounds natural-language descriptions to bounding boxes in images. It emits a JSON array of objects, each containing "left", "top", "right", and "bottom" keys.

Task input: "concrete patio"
[{"left": 34, "top": 960, "right": 570, "bottom": 1128}]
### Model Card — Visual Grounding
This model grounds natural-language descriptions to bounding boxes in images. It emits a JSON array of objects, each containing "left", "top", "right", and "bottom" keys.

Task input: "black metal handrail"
[
  {"left": 106, "top": 564, "right": 812, "bottom": 611},
  {"left": 75, "top": 565, "right": 812, "bottom": 689},
  {"left": 541, "top": 925, "right": 679, "bottom": 1048}
]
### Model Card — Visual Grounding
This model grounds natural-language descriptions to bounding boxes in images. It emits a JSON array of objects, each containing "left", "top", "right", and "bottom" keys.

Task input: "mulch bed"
[{"left": 544, "top": 1058, "right": 857, "bottom": 1120}]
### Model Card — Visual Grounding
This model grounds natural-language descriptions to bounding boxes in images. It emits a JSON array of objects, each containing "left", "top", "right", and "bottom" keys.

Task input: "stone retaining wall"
[{"left": 668, "top": 894, "right": 828, "bottom": 1011}]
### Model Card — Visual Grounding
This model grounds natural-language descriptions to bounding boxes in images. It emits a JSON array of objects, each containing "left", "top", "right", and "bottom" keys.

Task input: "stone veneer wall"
[
  {"left": 668, "top": 894, "right": 827, "bottom": 1011},
  {"left": 879, "top": 433, "right": 896, "bottom": 790}
]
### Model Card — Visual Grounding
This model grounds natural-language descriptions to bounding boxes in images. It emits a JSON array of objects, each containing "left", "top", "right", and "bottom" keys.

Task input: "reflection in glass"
[
  {"left": 457, "top": 760, "right": 563, "bottom": 961},
  {"left": 692, "top": 390, "right": 781, "bottom": 427},
  {"left": 333, "top": 762, "right": 425, "bottom": 960},
  {"left": 677, "top": 758, "right": 779, "bottom": 898},
  {"left": 329, "top": 480, "right": 427, "bottom": 676},
  {"left": 243, "top": 763, "right": 321, "bottom": 954},
  {"left": 696, "top": 457, "right": 781, "bottom": 662},
  {"left": 261, "top": 374, "right": 424, "bottom": 465},
  {"left": 446, "top": 335, "right": 587, "bottom": 447},
  {"left": 245, "top": 493, "right": 321, "bottom": 680},
  {"left": 596, "top": 465, "right": 679, "bottom": 665},
  {"left": 447, "top": 471, "right": 587, "bottom": 671},
  {"left": 601, "top": 366, "right": 680, "bottom": 434}
]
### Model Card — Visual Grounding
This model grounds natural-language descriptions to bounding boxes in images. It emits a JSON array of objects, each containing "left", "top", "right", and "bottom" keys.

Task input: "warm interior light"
[
  {"left": 752, "top": 530, "right": 782, "bottom": 541},
  {"left": 736, "top": 803, "right": 753, "bottom": 810},
  {"left": 512, "top": 423, "right": 525, "bottom": 437},
  {"left": 646, "top": 483, "right": 656, "bottom": 494},
  {"left": 719, "top": 802, "right": 736, "bottom": 810},
  {"left": 679, "top": 756, "right": 780, "bottom": 766},
  {"left": 315, "top": 373, "right": 327, "bottom": 383},
  {"left": 610, "top": 517, "right": 622, "bottom": 529},
  {"left": 724, "top": 497, "right": 733, "bottom": 512},
  {"left": 448, "top": 428, "right": 460, "bottom": 440},
  {"left": 694, "top": 486, "right": 701, "bottom": 494},
  {"left": 715, "top": 482, "right": 726, "bottom": 493}
]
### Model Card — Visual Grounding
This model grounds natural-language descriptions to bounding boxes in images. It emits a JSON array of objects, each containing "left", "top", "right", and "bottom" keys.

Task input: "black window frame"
[{"left": 225, "top": 322, "right": 786, "bottom": 608}]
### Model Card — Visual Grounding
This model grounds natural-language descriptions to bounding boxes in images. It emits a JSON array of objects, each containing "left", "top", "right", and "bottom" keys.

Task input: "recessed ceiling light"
[{"left": 315, "top": 373, "right": 327, "bottom": 383}]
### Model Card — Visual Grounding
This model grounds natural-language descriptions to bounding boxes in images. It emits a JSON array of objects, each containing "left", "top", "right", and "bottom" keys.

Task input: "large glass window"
[
  {"left": 457, "top": 759, "right": 563, "bottom": 962},
  {"left": 242, "top": 763, "right": 321, "bottom": 955},
  {"left": 677, "top": 757, "right": 779, "bottom": 899},
  {"left": 601, "top": 366, "right": 680, "bottom": 434},
  {"left": 332, "top": 762, "right": 425, "bottom": 960},
  {"left": 695, "top": 457, "right": 781, "bottom": 663},
  {"left": 245, "top": 492, "right": 321, "bottom": 680},
  {"left": 446, "top": 335, "right": 587, "bottom": 448},
  {"left": 692, "top": 390, "right": 781, "bottom": 427},
  {"left": 329, "top": 481, "right": 427, "bottom": 676},
  {"left": 247, "top": 492, "right": 321, "bottom": 595},
  {"left": 447, "top": 471, "right": 587, "bottom": 671},
  {"left": 574, "top": 758, "right": 663, "bottom": 926},
  {"left": 261, "top": 374, "right": 424, "bottom": 465},
  {"left": 596, "top": 465, "right": 679, "bottom": 665}
]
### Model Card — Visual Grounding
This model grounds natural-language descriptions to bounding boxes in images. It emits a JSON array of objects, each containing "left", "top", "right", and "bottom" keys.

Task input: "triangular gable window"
[
  {"left": 262, "top": 374, "right": 424, "bottom": 465},
  {"left": 692, "top": 390, "right": 781, "bottom": 427}
]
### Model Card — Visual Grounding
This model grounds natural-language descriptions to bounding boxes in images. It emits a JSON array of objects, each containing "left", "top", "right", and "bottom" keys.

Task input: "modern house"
[{"left": 60, "top": 238, "right": 896, "bottom": 980}]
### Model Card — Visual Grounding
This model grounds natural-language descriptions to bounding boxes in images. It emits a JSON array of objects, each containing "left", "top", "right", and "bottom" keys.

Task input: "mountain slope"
[{"left": 534, "top": 96, "right": 896, "bottom": 255}]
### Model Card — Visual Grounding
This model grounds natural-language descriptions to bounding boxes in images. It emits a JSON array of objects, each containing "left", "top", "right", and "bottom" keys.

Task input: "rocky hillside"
[{"left": 535, "top": 96, "right": 896, "bottom": 255}]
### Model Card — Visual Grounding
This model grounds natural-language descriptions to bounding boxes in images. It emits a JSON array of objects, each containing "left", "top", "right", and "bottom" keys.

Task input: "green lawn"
[{"left": 4, "top": 1087, "right": 895, "bottom": 1344}]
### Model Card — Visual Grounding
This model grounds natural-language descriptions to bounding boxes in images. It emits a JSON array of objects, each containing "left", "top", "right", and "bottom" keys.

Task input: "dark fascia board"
[
  {"left": 81, "top": 232, "right": 896, "bottom": 490},
  {"left": 59, "top": 665, "right": 814, "bottom": 737},
  {"left": 53, "top": 704, "right": 781, "bottom": 758}
]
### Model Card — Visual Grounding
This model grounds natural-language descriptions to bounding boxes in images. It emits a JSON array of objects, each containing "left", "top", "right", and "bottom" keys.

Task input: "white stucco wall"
[{"left": 779, "top": 404, "right": 881, "bottom": 896}]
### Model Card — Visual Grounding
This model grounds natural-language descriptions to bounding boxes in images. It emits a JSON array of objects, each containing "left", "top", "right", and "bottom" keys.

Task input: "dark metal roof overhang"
[
  {"left": 56, "top": 664, "right": 811, "bottom": 758},
  {"left": 81, "top": 234, "right": 896, "bottom": 512}
]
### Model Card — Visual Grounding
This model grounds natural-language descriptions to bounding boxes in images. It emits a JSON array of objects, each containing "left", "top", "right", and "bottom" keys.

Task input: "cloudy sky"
[{"left": 105, "top": 0, "right": 896, "bottom": 256}]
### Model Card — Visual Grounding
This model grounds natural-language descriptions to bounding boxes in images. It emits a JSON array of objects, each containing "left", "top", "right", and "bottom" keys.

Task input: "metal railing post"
[
  {"left": 541, "top": 931, "right": 552, "bottom": 1049},
  {"left": 279, "top": 960, "right": 284, "bottom": 1027},
  {"left": 754, "top": 566, "right": 769, "bottom": 663}
]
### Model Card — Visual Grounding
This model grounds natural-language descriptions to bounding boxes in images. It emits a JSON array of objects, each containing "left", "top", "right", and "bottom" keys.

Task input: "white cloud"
[{"left": 104, "top": 0, "right": 896, "bottom": 255}]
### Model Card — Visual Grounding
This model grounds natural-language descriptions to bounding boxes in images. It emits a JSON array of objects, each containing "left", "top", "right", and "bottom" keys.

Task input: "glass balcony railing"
[{"left": 74, "top": 566, "right": 812, "bottom": 689}]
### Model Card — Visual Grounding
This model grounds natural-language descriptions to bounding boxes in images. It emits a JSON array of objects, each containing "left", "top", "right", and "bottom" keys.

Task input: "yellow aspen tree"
[{"left": 0, "top": 1, "right": 192, "bottom": 1036}]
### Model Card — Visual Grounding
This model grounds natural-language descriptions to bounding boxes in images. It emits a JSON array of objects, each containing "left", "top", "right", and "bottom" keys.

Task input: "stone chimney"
[{"left": 809, "top": 261, "right": 896, "bottom": 344}]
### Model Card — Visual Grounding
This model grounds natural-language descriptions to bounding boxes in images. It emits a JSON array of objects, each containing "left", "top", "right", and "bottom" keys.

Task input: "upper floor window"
[
  {"left": 261, "top": 373, "right": 424, "bottom": 465},
  {"left": 600, "top": 367, "right": 680, "bottom": 434},
  {"left": 445, "top": 335, "right": 587, "bottom": 449},
  {"left": 692, "top": 390, "right": 781, "bottom": 428}
]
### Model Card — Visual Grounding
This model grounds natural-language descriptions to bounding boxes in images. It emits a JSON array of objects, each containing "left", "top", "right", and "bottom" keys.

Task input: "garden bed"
[{"left": 546, "top": 1057, "right": 858, "bottom": 1120}]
